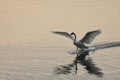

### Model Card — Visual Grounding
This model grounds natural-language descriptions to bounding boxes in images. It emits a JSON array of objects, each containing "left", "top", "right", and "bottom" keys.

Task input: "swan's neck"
[{"left": 72, "top": 33, "right": 76, "bottom": 43}]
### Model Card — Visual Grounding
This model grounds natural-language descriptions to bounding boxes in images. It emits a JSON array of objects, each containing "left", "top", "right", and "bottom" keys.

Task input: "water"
[
  {"left": 0, "top": 42, "right": 120, "bottom": 80},
  {"left": 0, "top": 0, "right": 120, "bottom": 80}
]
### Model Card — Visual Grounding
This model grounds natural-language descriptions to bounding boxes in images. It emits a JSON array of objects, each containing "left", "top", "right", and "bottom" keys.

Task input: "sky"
[{"left": 0, "top": 0, "right": 120, "bottom": 45}]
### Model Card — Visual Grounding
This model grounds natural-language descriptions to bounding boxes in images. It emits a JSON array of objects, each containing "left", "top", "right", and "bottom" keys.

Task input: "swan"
[{"left": 52, "top": 30, "right": 101, "bottom": 50}]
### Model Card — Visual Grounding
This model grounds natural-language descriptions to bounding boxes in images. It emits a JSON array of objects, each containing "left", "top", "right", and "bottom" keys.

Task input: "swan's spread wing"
[
  {"left": 52, "top": 31, "right": 74, "bottom": 41},
  {"left": 69, "top": 42, "right": 120, "bottom": 54},
  {"left": 81, "top": 30, "right": 101, "bottom": 44}
]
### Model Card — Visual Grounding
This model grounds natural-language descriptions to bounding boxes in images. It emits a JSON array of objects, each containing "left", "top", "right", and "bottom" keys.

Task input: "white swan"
[{"left": 52, "top": 30, "right": 101, "bottom": 50}]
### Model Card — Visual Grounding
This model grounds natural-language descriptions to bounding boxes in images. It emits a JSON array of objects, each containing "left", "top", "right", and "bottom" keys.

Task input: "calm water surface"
[{"left": 0, "top": 0, "right": 120, "bottom": 80}]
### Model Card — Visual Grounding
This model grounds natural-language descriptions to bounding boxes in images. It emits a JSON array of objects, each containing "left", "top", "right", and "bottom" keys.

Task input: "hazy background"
[
  {"left": 0, "top": 0, "right": 120, "bottom": 80},
  {"left": 0, "top": 0, "right": 120, "bottom": 45}
]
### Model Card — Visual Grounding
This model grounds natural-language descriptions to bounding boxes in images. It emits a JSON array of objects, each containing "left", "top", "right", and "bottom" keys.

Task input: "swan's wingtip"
[
  {"left": 51, "top": 31, "right": 54, "bottom": 33},
  {"left": 98, "top": 29, "right": 102, "bottom": 32},
  {"left": 51, "top": 31, "right": 56, "bottom": 33},
  {"left": 51, "top": 31, "right": 63, "bottom": 34},
  {"left": 95, "top": 29, "right": 102, "bottom": 33}
]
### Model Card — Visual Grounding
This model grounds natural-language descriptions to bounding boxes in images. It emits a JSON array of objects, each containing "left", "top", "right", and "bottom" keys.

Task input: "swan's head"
[
  {"left": 71, "top": 32, "right": 75, "bottom": 36},
  {"left": 71, "top": 32, "right": 76, "bottom": 39},
  {"left": 71, "top": 32, "right": 76, "bottom": 41}
]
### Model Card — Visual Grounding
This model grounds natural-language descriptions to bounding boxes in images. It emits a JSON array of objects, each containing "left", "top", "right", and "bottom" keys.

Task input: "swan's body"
[
  {"left": 70, "top": 32, "right": 88, "bottom": 49},
  {"left": 52, "top": 30, "right": 101, "bottom": 50}
]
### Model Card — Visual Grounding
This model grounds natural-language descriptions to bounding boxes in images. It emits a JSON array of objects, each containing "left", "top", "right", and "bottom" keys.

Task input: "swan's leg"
[
  {"left": 76, "top": 47, "right": 79, "bottom": 59},
  {"left": 74, "top": 47, "right": 79, "bottom": 74},
  {"left": 76, "top": 47, "right": 78, "bottom": 50},
  {"left": 74, "top": 60, "right": 78, "bottom": 74}
]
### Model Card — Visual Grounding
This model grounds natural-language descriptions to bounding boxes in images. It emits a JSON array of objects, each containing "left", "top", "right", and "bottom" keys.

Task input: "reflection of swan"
[
  {"left": 52, "top": 30, "right": 101, "bottom": 50},
  {"left": 81, "top": 57, "right": 103, "bottom": 77},
  {"left": 54, "top": 57, "right": 104, "bottom": 77}
]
